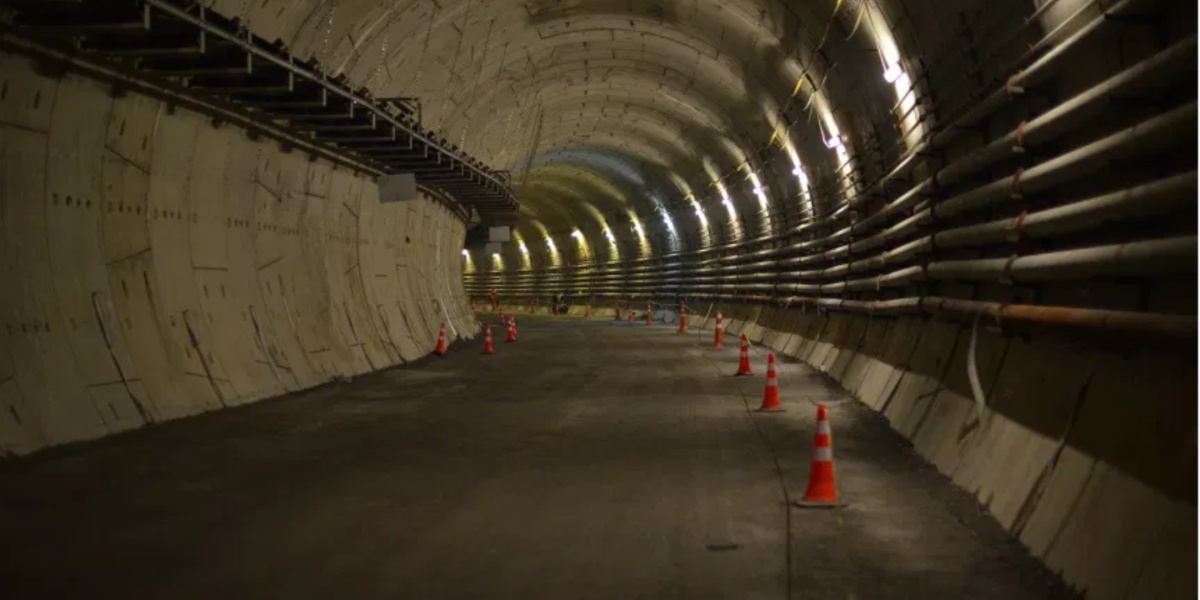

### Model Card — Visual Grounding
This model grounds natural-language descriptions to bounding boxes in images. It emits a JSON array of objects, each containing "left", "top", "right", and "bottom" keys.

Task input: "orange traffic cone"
[
  {"left": 713, "top": 311, "right": 724, "bottom": 349},
  {"left": 677, "top": 301, "right": 687, "bottom": 333},
  {"left": 627, "top": 311, "right": 634, "bottom": 322},
  {"left": 646, "top": 301, "right": 653, "bottom": 326},
  {"left": 483, "top": 325, "right": 494, "bottom": 354},
  {"left": 584, "top": 305, "right": 591, "bottom": 319},
  {"left": 434, "top": 322, "right": 447, "bottom": 355},
  {"left": 506, "top": 320, "right": 517, "bottom": 343},
  {"left": 734, "top": 333, "right": 752, "bottom": 376},
  {"left": 795, "top": 402, "right": 844, "bottom": 508},
  {"left": 757, "top": 352, "right": 785, "bottom": 412}
]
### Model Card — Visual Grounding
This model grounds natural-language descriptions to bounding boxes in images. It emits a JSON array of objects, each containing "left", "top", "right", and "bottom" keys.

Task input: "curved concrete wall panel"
[{"left": 0, "top": 52, "right": 474, "bottom": 457}]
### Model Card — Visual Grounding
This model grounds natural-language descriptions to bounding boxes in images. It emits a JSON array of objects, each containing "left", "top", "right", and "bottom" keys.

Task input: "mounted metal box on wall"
[
  {"left": 379, "top": 173, "right": 418, "bottom": 203},
  {"left": 488, "top": 226, "right": 512, "bottom": 242}
]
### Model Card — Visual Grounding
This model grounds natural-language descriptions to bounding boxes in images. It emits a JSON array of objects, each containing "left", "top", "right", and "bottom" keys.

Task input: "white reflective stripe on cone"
[
  {"left": 815, "top": 446, "right": 833, "bottom": 462},
  {"left": 817, "top": 420, "right": 831, "bottom": 435}
]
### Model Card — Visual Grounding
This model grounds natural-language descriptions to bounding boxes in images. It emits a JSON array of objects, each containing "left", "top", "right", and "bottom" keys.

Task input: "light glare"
[{"left": 883, "top": 63, "right": 903, "bottom": 84}]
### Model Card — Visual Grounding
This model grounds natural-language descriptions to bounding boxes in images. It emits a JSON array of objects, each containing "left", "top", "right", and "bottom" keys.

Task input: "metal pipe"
[
  {"left": 477, "top": 223, "right": 1196, "bottom": 293},
  {"left": 922, "top": 298, "right": 1195, "bottom": 344},
  {"left": 927, "top": 237, "right": 1196, "bottom": 282},
  {"left": 469, "top": 291, "right": 1194, "bottom": 344},
  {"left": 934, "top": 34, "right": 1195, "bottom": 186},
  {"left": 934, "top": 172, "right": 1195, "bottom": 248},
  {"left": 938, "top": 102, "right": 1195, "bottom": 218}
]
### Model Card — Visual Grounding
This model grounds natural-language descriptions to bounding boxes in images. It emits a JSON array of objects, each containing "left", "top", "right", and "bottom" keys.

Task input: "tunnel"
[{"left": 0, "top": 0, "right": 1195, "bottom": 597}]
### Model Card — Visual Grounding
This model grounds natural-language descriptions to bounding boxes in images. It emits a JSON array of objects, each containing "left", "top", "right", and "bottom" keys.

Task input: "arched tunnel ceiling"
[{"left": 214, "top": 0, "right": 909, "bottom": 246}]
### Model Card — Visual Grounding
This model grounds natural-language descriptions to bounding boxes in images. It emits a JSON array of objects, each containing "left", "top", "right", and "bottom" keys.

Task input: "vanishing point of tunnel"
[{"left": 0, "top": 0, "right": 1195, "bottom": 598}]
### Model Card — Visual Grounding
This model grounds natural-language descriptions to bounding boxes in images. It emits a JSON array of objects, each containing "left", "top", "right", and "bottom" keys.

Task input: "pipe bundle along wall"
[{"left": 468, "top": 36, "right": 1198, "bottom": 345}]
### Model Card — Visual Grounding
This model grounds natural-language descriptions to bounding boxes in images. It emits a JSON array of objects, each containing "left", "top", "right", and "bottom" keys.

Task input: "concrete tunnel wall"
[
  {"left": 0, "top": 51, "right": 476, "bottom": 456},
  {"left": 0, "top": 0, "right": 1193, "bottom": 598}
]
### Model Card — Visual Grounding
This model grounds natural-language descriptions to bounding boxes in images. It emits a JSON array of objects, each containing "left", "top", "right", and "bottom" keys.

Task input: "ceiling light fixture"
[{"left": 883, "top": 62, "right": 903, "bottom": 84}]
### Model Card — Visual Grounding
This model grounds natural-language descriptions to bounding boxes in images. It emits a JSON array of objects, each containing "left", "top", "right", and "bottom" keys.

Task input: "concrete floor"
[{"left": 0, "top": 315, "right": 1077, "bottom": 599}]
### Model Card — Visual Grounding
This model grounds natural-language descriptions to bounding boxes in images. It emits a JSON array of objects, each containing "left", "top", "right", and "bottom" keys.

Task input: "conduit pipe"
[
  {"left": 875, "top": 0, "right": 1147, "bottom": 189},
  {"left": 490, "top": 0, "right": 1149, "bottom": 273},
  {"left": 474, "top": 0, "right": 1157, "bottom": 281},
  {"left": 934, "top": 171, "right": 1195, "bottom": 247},
  {"left": 508, "top": 36, "right": 1193, "bottom": 282},
  {"left": 925, "top": 237, "right": 1196, "bottom": 282},
  {"left": 468, "top": 288, "right": 1193, "bottom": 344},
  {"left": 480, "top": 100, "right": 1194, "bottom": 290}
]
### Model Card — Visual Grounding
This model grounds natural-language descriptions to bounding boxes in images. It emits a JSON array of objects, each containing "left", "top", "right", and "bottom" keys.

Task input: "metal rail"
[{"left": 0, "top": 0, "right": 519, "bottom": 224}]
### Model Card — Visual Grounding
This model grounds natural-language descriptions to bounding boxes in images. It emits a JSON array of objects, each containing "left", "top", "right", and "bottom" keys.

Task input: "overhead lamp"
[
  {"left": 518, "top": 241, "right": 528, "bottom": 254},
  {"left": 791, "top": 167, "right": 803, "bottom": 176},
  {"left": 883, "top": 62, "right": 903, "bottom": 84},
  {"left": 571, "top": 230, "right": 584, "bottom": 239},
  {"left": 633, "top": 221, "right": 644, "bottom": 236},
  {"left": 603, "top": 228, "right": 615, "bottom": 243},
  {"left": 461, "top": 249, "right": 469, "bottom": 257},
  {"left": 824, "top": 134, "right": 843, "bottom": 149}
]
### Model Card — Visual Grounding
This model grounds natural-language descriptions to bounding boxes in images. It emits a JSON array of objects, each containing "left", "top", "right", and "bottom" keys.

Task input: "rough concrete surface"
[
  {"left": 0, "top": 52, "right": 473, "bottom": 456},
  {"left": 0, "top": 315, "right": 1076, "bottom": 600}
]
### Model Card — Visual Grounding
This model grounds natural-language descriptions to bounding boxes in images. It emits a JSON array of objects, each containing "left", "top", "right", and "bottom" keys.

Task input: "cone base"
[
  {"left": 756, "top": 406, "right": 786, "bottom": 413},
  {"left": 733, "top": 371, "right": 753, "bottom": 377},
  {"left": 792, "top": 499, "right": 846, "bottom": 509}
]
